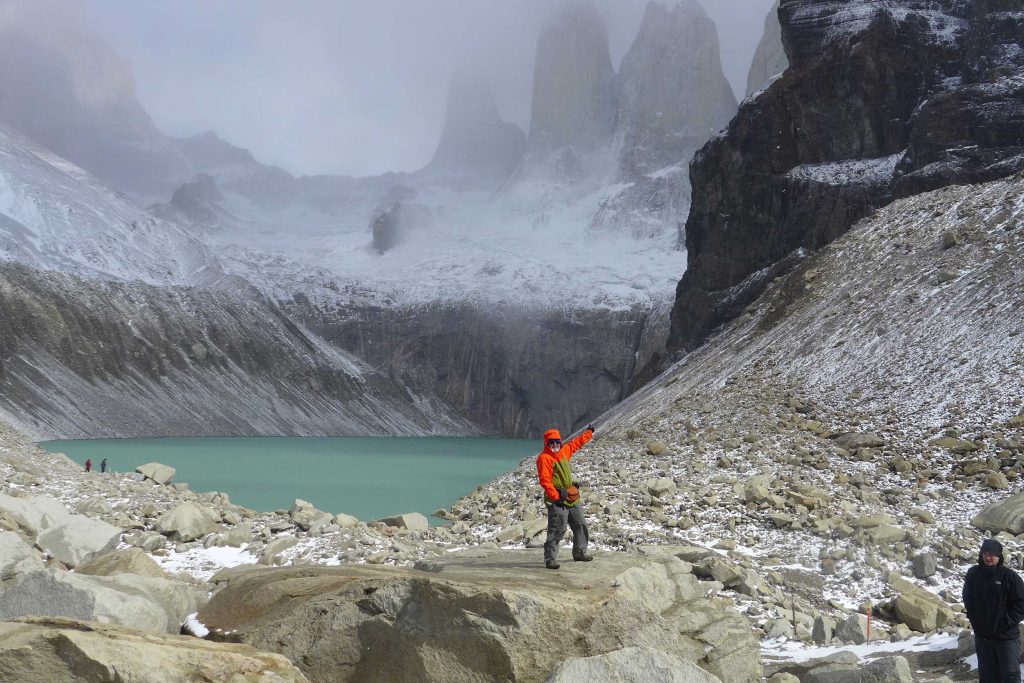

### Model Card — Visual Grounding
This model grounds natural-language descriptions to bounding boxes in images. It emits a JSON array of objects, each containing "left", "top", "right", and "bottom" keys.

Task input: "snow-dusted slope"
[
  {"left": 0, "top": 124, "right": 225, "bottom": 287},
  {"left": 456, "top": 171, "right": 1024, "bottom": 650}
]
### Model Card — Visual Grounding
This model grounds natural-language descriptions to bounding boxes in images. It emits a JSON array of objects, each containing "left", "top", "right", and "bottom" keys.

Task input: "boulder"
[
  {"left": 198, "top": 549, "right": 761, "bottom": 683},
  {"left": 495, "top": 524, "right": 524, "bottom": 543},
  {"left": 693, "top": 556, "right": 744, "bottom": 588},
  {"left": 971, "top": 493, "right": 1024, "bottom": 534},
  {"left": 0, "top": 569, "right": 203, "bottom": 634},
  {"left": 833, "top": 433, "right": 885, "bottom": 450},
  {"left": 36, "top": 515, "right": 121, "bottom": 568},
  {"left": 812, "top": 615, "right": 834, "bottom": 644},
  {"left": 156, "top": 501, "right": 221, "bottom": 542},
  {"left": 213, "top": 523, "right": 254, "bottom": 548},
  {"left": 75, "top": 496, "right": 114, "bottom": 516},
  {"left": 803, "top": 664, "right": 862, "bottom": 683},
  {"left": 258, "top": 535, "right": 299, "bottom": 565},
  {"left": 0, "top": 493, "right": 71, "bottom": 538},
  {"left": 862, "top": 525, "right": 906, "bottom": 545},
  {"left": 377, "top": 512, "right": 428, "bottom": 532},
  {"left": 546, "top": 646, "right": 722, "bottom": 682},
  {"left": 125, "top": 530, "right": 167, "bottom": 552},
  {"left": 646, "top": 441, "right": 668, "bottom": 456},
  {"left": 0, "top": 531, "right": 44, "bottom": 588},
  {"left": 911, "top": 552, "right": 938, "bottom": 579},
  {"left": 835, "top": 613, "right": 868, "bottom": 644},
  {"left": 75, "top": 547, "right": 168, "bottom": 579},
  {"left": 862, "top": 655, "right": 912, "bottom": 683},
  {"left": 136, "top": 462, "right": 176, "bottom": 485},
  {"left": 0, "top": 617, "right": 309, "bottom": 682},
  {"left": 887, "top": 573, "right": 954, "bottom": 632},
  {"left": 290, "top": 501, "right": 334, "bottom": 532},
  {"left": 646, "top": 478, "right": 676, "bottom": 498},
  {"left": 334, "top": 513, "right": 359, "bottom": 528},
  {"left": 930, "top": 437, "right": 979, "bottom": 454}
]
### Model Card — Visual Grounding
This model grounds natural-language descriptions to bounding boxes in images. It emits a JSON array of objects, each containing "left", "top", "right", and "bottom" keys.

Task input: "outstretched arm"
[{"left": 565, "top": 425, "right": 595, "bottom": 459}]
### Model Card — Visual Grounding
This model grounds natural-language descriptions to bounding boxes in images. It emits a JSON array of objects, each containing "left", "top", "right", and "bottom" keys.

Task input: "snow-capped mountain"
[{"left": 0, "top": 124, "right": 225, "bottom": 287}]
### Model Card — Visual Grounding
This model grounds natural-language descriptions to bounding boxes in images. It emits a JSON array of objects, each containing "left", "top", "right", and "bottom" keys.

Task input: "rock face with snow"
[
  {"left": 421, "top": 75, "right": 525, "bottom": 182},
  {"left": 745, "top": 1, "right": 787, "bottom": 97},
  {"left": 526, "top": 3, "right": 618, "bottom": 162},
  {"left": 668, "top": 0, "right": 1024, "bottom": 352},
  {"left": 617, "top": 0, "right": 736, "bottom": 179}
]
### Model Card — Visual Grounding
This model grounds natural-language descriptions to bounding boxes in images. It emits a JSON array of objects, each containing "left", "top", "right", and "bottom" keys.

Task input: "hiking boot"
[
  {"left": 573, "top": 553, "right": 593, "bottom": 562},
  {"left": 545, "top": 561, "right": 560, "bottom": 570}
]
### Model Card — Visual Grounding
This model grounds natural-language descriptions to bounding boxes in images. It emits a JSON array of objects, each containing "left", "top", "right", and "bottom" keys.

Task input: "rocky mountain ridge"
[{"left": 669, "top": 0, "right": 1024, "bottom": 353}]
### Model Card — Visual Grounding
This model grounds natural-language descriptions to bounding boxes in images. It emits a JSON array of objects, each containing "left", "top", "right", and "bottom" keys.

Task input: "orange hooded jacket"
[{"left": 536, "top": 427, "right": 593, "bottom": 506}]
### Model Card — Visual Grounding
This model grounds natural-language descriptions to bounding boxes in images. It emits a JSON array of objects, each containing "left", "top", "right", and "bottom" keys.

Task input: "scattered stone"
[
  {"left": 835, "top": 613, "right": 868, "bottom": 644},
  {"left": 135, "top": 462, "right": 176, "bottom": 485},
  {"left": 833, "top": 433, "right": 885, "bottom": 450},
  {"left": 377, "top": 512, "right": 428, "bottom": 532},
  {"left": 155, "top": 502, "right": 221, "bottom": 542},
  {"left": 911, "top": 552, "right": 938, "bottom": 579},
  {"left": 646, "top": 478, "right": 676, "bottom": 499},
  {"left": 646, "top": 441, "right": 668, "bottom": 456}
]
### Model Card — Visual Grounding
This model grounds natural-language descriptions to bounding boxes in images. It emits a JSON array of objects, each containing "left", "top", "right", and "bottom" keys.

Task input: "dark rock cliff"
[
  {"left": 0, "top": 262, "right": 475, "bottom": 439},
  {"left": 286, "top": 299, "right": 669, "bottom": 439},
  {"left": 668, "top": 0, "right": 1024, "bottom": 352}
]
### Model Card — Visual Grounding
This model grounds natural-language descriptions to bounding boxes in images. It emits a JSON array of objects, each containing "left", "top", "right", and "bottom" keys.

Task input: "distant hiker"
[
  {"left": 963, "top": 538, "right": 1024, "bottom": 683},
  {"left": 100, "top": 458, "right": 107, "bottom": 473},
  {"left": 84, "top": 458, "right": 92, "bottom": 473},
  {"left": 537, "top": 424, "right": 595, "bottom": 570}
]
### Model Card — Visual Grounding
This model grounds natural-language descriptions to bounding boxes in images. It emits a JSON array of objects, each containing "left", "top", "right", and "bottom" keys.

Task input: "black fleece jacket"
[{"left": 963, "top": 562, "right": 1024, "bottom": 640}]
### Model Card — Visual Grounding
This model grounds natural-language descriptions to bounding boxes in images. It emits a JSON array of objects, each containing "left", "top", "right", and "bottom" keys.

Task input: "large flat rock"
[
  {"left": 0, "top": 616, "right": 309, "bottom": 682},
  {"left": 198, "top": 549, "right": 761, "bottom": 683},
  {"left": 0, "top": 569, "right": 203, "bottom": 634}
]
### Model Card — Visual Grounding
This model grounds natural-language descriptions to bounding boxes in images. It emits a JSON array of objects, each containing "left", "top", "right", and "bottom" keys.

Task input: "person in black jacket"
[{"left": 963, "top": 538, "right": 1024, "bottom": 682}]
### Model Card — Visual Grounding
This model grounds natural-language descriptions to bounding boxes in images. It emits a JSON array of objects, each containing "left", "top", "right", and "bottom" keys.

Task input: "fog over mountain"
[{"left": 79, "top": 0, "right": 776, "bottom": 177}]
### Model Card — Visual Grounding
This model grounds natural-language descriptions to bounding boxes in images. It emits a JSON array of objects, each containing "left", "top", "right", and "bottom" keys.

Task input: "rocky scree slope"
[
  {"left": 670, "top": 0, "right": 1024, "bottom": 353},
  {"left": 0, "top": 261, "right": 475, "bottom": 439},
  {"left": 444, "top": 172, "right": 1024, "bottom": 675}
]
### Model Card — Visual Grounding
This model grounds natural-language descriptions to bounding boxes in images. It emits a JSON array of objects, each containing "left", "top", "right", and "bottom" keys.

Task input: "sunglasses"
[{"left": 548, "top": 439, "right": 562, "bottom": 445}]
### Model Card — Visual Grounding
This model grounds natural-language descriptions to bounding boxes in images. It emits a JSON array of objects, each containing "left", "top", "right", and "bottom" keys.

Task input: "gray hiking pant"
[
  {"left": 544, "top": 503, "right": 588, "bottom": 564},
  {"left": 976, "top": 635, "right": 1022, "bottom": 683}
]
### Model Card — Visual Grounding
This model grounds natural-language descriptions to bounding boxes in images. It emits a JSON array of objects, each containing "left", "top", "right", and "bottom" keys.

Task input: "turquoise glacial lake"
[{"left": 39, "top": 437, "right": 533, "bottom": 523}]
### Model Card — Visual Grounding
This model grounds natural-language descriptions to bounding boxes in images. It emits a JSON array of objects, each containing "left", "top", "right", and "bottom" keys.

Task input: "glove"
[
  {"left": 586, "top": 424, "right": 595, "bottom": 434},
  {"left": 557, "top": 488, "right": 568, "bottom": 504}
]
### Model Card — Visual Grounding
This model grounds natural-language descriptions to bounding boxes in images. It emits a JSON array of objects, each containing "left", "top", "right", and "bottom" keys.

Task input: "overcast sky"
[{"left": 81, "top": 0, "right": 776, "bottom": 177}]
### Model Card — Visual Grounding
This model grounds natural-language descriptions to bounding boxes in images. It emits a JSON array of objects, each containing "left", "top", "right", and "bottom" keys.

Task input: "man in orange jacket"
[{"left": 537, "top": 424, "right": 595, "bottom": 569}]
